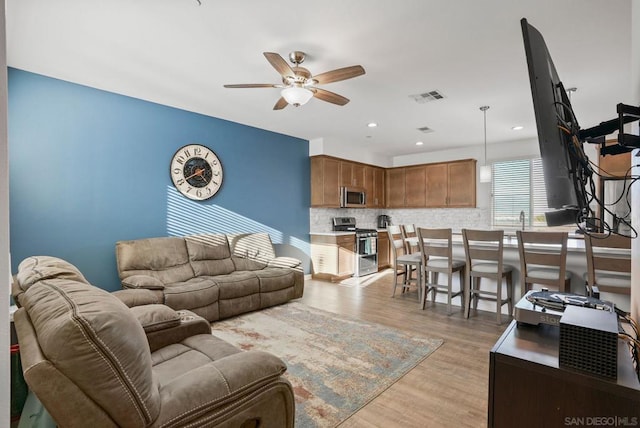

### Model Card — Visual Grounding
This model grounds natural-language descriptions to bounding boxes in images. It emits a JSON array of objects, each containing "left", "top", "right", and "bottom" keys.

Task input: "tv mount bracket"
[{"left": 579, "top": 103, "right": 640, "bottom": 157}]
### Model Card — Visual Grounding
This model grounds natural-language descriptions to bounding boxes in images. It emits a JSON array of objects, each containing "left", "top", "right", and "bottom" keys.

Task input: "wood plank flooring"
[{"left": 299, "top": 270, "right": 511, "bottom": 428}]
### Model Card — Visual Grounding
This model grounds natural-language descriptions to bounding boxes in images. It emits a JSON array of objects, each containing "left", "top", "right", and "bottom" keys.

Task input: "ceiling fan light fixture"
[{"left": 281, "top": 86, "right": 313, "bottom": 107}]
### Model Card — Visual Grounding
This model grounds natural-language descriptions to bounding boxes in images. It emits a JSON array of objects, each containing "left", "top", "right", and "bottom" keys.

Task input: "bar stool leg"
[
  {"left": 507, "top": 271, "right": 514, "bottom": 317},
  {"left": 496, "top": 276, "right": 503, "bottom": 325}
]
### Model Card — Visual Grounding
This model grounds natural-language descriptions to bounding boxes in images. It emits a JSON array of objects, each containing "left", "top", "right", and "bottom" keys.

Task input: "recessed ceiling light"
[
  {"left": 415, "top": 141, "right": 424, "bottom": 146},
  {"left": 512, "top": 126, "right": 524, "bottom": 131},
  {"left": 367, "top": 122, "right": 378, "bottom": 128}
]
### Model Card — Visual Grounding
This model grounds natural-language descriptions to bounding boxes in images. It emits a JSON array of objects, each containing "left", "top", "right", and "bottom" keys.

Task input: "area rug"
[{"left": 211, "top": 302, "right": 443, "bottom": 427}]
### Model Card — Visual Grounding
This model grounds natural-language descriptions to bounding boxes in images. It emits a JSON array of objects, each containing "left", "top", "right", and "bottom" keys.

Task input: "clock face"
[{"left": 170, "top": 144, "right": 223, "bottom": 200}]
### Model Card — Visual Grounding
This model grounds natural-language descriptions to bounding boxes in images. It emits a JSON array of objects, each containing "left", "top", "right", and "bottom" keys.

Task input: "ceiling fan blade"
[
  {"left": 273, "top": 97, "right": 288, "bottom": 110},
  {"left": 263, "top": 52, "right": 295, "bottom": 79},
  {"left": 312, "top": 88, "right": 350, "bottom": 106},
  {"left": 223, "top": 83, "right": 280, "bottom": 88},
  {"left": 312, "top": 65, "right": 365, "bottom": 85}
]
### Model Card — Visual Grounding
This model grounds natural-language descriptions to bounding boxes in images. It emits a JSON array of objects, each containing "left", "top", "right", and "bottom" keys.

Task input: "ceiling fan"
[{"left": 224, "top": 51, "right": 365, "bottom": 110}]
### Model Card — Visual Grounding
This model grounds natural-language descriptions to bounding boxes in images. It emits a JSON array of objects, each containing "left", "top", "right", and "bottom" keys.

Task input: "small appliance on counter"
[
  {"left": 332, "top": 217, "right": 378, "bottom": 277},
  {"left": 377, "top": 215, "right": 391, "bottom": 229}
]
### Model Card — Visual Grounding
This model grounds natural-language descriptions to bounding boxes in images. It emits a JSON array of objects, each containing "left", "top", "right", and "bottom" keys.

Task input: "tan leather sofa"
[
  {"left": 115, "top": 232, "right": 304, "bottom": 322},
  {"left": 12, "top": 256, "right": 295, "bottom": 427}
]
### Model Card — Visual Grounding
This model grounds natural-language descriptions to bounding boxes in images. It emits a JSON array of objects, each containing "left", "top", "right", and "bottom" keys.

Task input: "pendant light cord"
[{"left": 480, "top": 106, "right": 489, "bottom": 166}]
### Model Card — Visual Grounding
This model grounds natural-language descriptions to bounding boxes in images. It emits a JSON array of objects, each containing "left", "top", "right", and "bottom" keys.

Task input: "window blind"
[{"left": 492, "top": 158, "right": 550, "bottom": 228}]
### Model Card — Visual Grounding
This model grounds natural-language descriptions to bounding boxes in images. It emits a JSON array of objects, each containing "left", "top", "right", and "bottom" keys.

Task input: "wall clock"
[{"left": 170, "top": 144, "right": 223, "bottom": 200}]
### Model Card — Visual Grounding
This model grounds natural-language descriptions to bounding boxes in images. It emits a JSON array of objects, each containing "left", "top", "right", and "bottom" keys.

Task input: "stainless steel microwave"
[{"left": 340, "top": 187, "right": 366, "bottom": 208}]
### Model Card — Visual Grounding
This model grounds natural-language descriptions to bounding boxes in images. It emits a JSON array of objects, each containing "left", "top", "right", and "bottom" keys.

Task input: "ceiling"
[{"left": 5, "top": 0, "right": 634, "bottom": 161}]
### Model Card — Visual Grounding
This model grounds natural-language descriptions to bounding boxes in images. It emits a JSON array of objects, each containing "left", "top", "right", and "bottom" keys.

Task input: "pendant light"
[{"left": 479, "top": 105, "right": 492, "bottom": 183}]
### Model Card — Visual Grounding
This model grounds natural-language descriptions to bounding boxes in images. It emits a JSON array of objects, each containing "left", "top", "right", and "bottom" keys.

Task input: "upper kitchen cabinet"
[
  {"left": 387, "top": 159, "right": 476, "bottom": 208},
  {"left": 340, "top": 161, "right": 365, "bottom": 188},
  {"left": 425, "top": 163, "right": 448, "bottom": 206},
  {"left": 385, "top": 168, "right": 406, "bottom": 208},
  {"left": 447, "top": 159, "right": 476, "bottom": 207},
  {"left": 311, "top": 155, "right": 475, "bottom": 209},
  {"left": 311, "top": 156, "right": 341, "bottom": 207},
  {"left": 425, "top": 159, "right": 476, "bottom": 208},
  {"left": 311, "top": 155, "right": 381, "bottom": 208},
  {"left": 405, "top": 165, "right": 427, "bottom": 207},
  {"left": 364, "top": 166, "right": 385, "bottom": 208}
]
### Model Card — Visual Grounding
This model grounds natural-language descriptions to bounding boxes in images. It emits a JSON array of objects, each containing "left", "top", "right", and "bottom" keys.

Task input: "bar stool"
[
  {"left": 584, "top": 233, "right": 631, "bottom": 299},
  {"left": 388, "top": 225, "right": 422, "bottom": 301},
  {"left": 462, "top": 229, "right": 514, "bottom": 324},
  {"left": 516, "top": 230, "right": 570, "bottom": 296},
  {"left": 416, "top": 227, "right": 465, "bottom": 314},
  {"left": 401, "top": 224, "right": 420, "bottom": 254}
]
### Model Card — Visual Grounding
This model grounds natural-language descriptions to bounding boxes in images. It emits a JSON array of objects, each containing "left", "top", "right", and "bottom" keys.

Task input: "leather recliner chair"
[{"left": 12, "top": 256, "right": 295, "bottom": 427}]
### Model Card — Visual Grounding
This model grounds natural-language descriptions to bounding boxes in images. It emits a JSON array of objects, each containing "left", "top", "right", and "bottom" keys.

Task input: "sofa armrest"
[
  {"left": 112, "top": 288, "right": 162, "bottom": 307},
  {"left": 121, "top": 274, "right": 165, "bottom": 290},
  {"left": 267, "top": 257, "right": 302, "bottom": 269},
  {"left": 153, "top": 349, "right": 293, "bottom": 427},
  {"left": 130, "top": 306, "right": 211, "bottom": 352}
]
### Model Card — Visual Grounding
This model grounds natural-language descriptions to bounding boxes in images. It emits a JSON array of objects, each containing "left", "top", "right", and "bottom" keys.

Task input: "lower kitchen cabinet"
[
  {"left": 377, "top": 231, "right": 391, "bottom": 269},
  {"left": 310, "top": 234, "right": 355, "bottom": 282}
]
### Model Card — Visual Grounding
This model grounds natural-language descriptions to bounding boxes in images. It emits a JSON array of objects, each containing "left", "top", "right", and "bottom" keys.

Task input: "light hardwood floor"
[{"left": 299, "top": 270, "right": 512, "bottom": 428}]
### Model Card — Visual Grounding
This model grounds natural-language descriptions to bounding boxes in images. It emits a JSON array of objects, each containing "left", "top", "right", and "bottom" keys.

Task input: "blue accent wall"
[{"left": 8, "top": 68, "right": 310, "bottom": 291}]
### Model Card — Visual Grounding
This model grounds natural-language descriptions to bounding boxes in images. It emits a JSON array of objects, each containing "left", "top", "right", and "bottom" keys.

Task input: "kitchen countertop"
[{"left": 309, "top": 231, "right": 356, "bottom": 236}]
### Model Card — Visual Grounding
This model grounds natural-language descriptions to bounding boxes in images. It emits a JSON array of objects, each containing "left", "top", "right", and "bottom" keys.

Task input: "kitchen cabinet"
[
  {"left": 596, "top": 140, "right": 632, "bottom": 232},
  {"left": 311, "top": 156, "right": 341, "bottom": 207},
  {"left": 364, "top": 166, "right": 385, "bottom": 208},
  {"left": 340, "top": 161, "right": 365, "bottom": 188},
  {"left": 310, "top": 155, "right": 474, "bottom": 209},
  {"left": 373, "top": 167, "right": 385, "bottom": 207},
  {"left": 310, "top": 234, "right": 355, "bottom": 282},
  {"left": 425, "top": 163, "right": 448, "bottom": 206},
  {"left": 599, "top": 140, "right": 632, "bottom": 177},
  {"left": 377, "top": 231, "right": 391, "bottom": 269},
  {"left": 405, "top": 165, "right": 427, "bottom": 207},
  {"left": 385, "top": 168, "right": 406, "bottom": 207},
  {"left": 425, "top": 160, "right": 476, "bottom": 208},
  {"left": 447, "top": 159, "right": 476, "bottom": 207}
]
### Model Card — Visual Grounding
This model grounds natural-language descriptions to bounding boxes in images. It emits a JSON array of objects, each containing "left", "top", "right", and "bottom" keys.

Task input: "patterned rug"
[{"left": 211, "top": 302, "right": 443, "bottom": 427}]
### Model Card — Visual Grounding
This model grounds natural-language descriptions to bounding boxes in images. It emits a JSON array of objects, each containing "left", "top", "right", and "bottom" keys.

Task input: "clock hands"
[{"left": 184, "top": 168, "right": 207, "bottom": 181}]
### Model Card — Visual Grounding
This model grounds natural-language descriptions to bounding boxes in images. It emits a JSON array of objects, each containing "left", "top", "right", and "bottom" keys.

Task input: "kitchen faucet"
[{"left": 519, "top": 210, "right": 525, "bottom": 230}]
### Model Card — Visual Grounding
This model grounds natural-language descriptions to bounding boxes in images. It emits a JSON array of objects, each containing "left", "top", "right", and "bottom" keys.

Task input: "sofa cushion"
[
  {"left": 130, "top": 304, "right": 181, "bottom": 334},
  {"left": 212, "top": 271, "right": 260, "bottom": 300},
  {"left": 163, "top": 278, "right": 219, "bottom": 311},
  {"left": 185, "top": 234, "right": 235, "bottom": 276},
  {"left": 151, "top": 334, "right": 241, "bottom": 385},
  {"left": 116, "top": 237, "right": 195, "bottom": 284},
  {"left": 122, "top": 275, "right": 165, "bottom": 290},
  {"left": 254, "top": 268, "right": 295, "bottom": 293},
  {"left": 20, "top": 278, "right": 161, "bottom": 427},
  {"left": 228, "top": 233, "right": 275, "bottom": 271},
  {"left": 16, "top": 256, "right": 89, "bottom": 291}
]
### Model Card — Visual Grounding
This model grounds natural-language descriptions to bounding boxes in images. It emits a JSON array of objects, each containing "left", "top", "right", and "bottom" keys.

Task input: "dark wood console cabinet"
[{"left": 489, "top": 321, "right": 640, "bottom": 427}]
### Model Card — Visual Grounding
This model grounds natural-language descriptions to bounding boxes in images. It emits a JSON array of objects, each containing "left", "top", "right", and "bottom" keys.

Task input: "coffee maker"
[{"left": 377, "top": 215, "right": 391, "bottom": 229}]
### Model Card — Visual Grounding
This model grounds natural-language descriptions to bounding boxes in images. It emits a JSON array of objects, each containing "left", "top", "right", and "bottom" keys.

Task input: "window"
[{"left": 492, "top": 158, "right": 550, "bottom": 228}]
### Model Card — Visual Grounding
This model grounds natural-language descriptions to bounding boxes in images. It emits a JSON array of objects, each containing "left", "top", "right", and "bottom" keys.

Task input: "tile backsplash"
[{"left": 310, "top": 208, "right": 491, "bottom": 233}]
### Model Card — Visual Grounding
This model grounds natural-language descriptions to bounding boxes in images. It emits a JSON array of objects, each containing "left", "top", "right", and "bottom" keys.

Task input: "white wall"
[
  {"left": 631, "top": 0, "right": 640, "bottom": 320},
  {"left": 309, "top": 137, "right": 391, "bottom": 168},
  {"left": 1, "top": 0, "right": 11, "bottom": 423}
]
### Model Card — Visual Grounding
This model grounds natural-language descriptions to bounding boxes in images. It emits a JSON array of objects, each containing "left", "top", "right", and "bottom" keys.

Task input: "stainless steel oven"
[
  {"left": 332, "top": 217, "right": 378, "bottom": 278},
  {"left": 355, "top": 230, "right": 378, "bottom": 277}
]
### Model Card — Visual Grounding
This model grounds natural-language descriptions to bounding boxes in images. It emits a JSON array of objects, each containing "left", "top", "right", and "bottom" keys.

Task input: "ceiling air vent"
[
  {"left": 410, "top": 90, "right": 446, "bottom": 104},
  {"left": 417, "top": 126, "right": 434, "bottom": 134}
]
